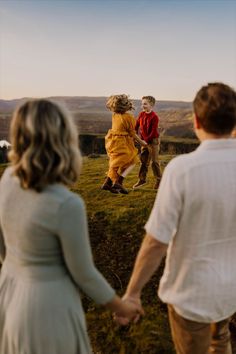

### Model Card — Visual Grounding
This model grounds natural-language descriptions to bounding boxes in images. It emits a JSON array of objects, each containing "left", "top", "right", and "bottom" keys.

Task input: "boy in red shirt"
[{"left": 133, "top": 96, "right": 162, "bottom": 189}]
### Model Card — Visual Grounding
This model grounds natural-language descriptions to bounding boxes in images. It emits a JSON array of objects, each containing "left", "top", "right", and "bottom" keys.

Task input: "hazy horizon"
[
  {"left": 0, "top": 94, "right": 192, "bottom": 103},
  {"left": 1, "top": 0, "right": 236, "bottom": 101}
]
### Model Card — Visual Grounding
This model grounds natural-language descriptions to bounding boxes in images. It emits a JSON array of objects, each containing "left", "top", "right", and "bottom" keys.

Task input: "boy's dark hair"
[
  {"left": 106, "top": 94, "right": 134, "bottom": 114},
  {"left": 142, "top": 96, "right": 156, "bottom": 106},
  {"left": 193, "top": 83, "right": 236, "bottom": 135}
]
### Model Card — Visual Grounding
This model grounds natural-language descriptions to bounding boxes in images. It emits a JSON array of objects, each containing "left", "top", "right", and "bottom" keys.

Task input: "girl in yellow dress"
[{"left": 101, "top": 94, "right": 147, "bottom": 194}]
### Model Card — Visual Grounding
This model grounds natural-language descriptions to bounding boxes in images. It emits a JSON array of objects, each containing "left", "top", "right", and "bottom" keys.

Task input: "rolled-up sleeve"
[
  {"left": 57, "top": 196, "right": 115, "bottom": 304},
  {"left": 145, "top": 159, "right": 184, "bottom": 244}
]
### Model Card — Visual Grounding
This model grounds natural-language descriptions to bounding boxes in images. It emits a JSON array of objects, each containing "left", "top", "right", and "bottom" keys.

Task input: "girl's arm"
[
  {"left": 134, "top": 133, "right": 147, "bottom": 147},
  {"left": 126, "top": 113, "right": 147, "bottom": 147}
]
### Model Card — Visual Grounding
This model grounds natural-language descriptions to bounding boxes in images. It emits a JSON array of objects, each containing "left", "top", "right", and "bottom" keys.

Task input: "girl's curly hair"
[{"left": 106, "top": 94, "right": 135, "bottom": 114}]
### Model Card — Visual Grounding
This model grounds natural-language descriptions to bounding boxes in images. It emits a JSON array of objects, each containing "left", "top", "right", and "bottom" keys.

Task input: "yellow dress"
[{"left": 105, "top": 113, "right": 138, "bottom": 181}]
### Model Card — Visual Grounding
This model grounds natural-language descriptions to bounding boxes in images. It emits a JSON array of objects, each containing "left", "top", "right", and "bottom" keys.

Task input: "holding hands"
[
  {"left": 106, "top": 294, "right": 144, "bottom": 326},
  {"left": 113, "top": 294, "right": 144, "bottom": 326},
  {"left": 134, "top": 133, "right": 148, "bottom": 147}
]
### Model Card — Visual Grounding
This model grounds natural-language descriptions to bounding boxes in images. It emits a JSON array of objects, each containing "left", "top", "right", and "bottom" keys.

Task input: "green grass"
[
  {"left": 0, "top": 157, "right": 176, "bottom": 353},
  {"left": 73, "top": 155, "right": 175, "bottom": 353},
  {"left": 2, "top": 157, "right": 235, "bottom": 353}
]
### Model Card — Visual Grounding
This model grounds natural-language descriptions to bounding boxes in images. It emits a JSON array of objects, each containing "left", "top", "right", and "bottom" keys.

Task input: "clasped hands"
[{"left": 113, "top": 295, "right": 144, "bottom": 326}]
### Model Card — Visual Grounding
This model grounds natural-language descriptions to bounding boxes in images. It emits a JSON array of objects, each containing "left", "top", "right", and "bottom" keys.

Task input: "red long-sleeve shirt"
[{"left": 135, "top": 111, "right": 159, "bottom": 143}]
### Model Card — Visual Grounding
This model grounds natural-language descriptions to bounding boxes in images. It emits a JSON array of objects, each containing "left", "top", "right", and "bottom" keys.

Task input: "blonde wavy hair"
[
  {"left": 9, "top": 99, "right": 82, "bottom": 192},
  {"left": 106, "top": 94, "right": 134, "bottom": 114}
]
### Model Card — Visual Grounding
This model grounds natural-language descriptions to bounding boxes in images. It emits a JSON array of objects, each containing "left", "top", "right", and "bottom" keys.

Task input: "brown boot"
[
  {"left": 111, "top": 176, "right": 128, "bottom": 194},
  {"left": 111, "top": 183, "right": 128, "bottom": 194},
  {"left": 101, "top": 177, "right": 119, "bottom": 194},
  {"left": 101, "top": 177, "right": 112, "bottom": 190}
]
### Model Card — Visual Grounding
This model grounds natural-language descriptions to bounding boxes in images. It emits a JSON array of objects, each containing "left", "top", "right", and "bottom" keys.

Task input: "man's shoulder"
[{"left": 165, "top": 151, "right": 199, "bottom": 175}]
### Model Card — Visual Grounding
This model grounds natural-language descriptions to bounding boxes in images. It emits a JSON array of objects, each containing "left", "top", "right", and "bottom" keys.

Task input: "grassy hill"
[{"left": 0, "top": 157, "right": 235, "bottom": 353}]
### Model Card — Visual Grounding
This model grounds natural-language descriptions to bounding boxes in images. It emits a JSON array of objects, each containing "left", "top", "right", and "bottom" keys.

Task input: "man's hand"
[
  {"left": 113, "top": 297, "right": 144, "bottom": 326},
  {"left": 123, "top": 294, "right": 143, "bottom": 324}
]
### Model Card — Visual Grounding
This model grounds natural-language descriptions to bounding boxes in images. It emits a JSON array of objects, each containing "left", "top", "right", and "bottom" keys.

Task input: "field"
[
  {"left": 73, "top": 154, "right": 176, "bottom": 353},
  {"left": 0, "top": 156, "right": 236, "bottom": 353}
]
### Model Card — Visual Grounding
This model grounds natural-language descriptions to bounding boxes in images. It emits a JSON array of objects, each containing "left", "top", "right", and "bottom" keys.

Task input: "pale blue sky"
[{"left": 0, "top": 0, "right": 236, "bottom": 101}]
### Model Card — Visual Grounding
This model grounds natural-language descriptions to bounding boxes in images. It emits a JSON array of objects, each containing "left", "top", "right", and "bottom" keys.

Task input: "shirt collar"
[{"left": 197, "top": 138, "right": 236, "bottom": 151}]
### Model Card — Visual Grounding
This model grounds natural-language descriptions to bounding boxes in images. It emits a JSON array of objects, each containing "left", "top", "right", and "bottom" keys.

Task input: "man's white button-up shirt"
[{"left": 145, "top": 139, "right": 236, "bottom": 322}]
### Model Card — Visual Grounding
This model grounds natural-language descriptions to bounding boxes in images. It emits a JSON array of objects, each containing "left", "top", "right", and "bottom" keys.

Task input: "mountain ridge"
[
  {"left": 0, "top": 96, "right": 192, "bottom": 114},
  {"left": 0, "top": 97, "right": 195, "bottom": 140}
]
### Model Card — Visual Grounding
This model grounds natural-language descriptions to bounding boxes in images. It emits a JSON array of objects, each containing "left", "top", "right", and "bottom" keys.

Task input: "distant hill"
[
  {"left": 0, "top": 96, "right": 194, "bottom": 140},
  {"left": 0, "top": 96, "right": 192, "bottom": 114}
]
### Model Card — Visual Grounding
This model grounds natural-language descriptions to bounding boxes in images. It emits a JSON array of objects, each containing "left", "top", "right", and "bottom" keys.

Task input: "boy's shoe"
[
  {"left": 153, "top": 179, "right": 161, "bottom": 190},
  {"left": 133, "top": 180, "right": 146, "bottom": 189},
  {"left": 111, "top": 183, "right": 128, "bottom": 194}
]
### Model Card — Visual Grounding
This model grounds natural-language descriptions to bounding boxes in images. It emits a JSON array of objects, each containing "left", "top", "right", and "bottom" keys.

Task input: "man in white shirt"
[{"left": 120, "top": 83, "right": 236, "bottom": 354}]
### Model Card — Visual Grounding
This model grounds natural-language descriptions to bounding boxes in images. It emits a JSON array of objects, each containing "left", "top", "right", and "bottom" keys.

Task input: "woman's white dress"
[{"left": 0, "top": 167, "right": 115, "bottom": 354}]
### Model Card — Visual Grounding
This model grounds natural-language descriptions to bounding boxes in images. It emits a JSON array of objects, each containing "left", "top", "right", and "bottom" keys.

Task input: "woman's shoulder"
[
  {"left": 54, "top": 188, "right": 86, "bottom": 221},
  {"left": 46, "top": 184, "right": 85, "bottom": 217},
  {"left": 47, "top": 184, "right": 83, "bottom": 204}
]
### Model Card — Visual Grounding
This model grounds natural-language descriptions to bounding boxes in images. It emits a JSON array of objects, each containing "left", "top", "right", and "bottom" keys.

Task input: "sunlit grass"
[{"left": 2, "top": 156, "right": 235, "bottom": 353}]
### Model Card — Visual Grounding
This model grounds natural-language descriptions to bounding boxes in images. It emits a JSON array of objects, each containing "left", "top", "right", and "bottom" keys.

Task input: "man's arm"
[{"left": 125, "top": 233, "right": 167, "bottom": 300}]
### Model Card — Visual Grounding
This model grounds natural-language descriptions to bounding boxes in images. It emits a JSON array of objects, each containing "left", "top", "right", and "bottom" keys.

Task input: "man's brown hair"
[{"left": 193, "top": 83, "right": 236, "bottom": 135}]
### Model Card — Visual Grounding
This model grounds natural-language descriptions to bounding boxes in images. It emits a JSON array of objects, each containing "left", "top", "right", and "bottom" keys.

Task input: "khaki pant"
[
  {"left": 168, "top": 305, "right": 232, "bottom": 354},
  {"left": 139, "top": 138, "right": 161, "bottom": 181}
]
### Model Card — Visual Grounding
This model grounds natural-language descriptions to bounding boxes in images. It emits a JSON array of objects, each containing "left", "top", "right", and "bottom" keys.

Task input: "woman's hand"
[{"left": 113, "top": 295, "right": 144, "bottom": 325}]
